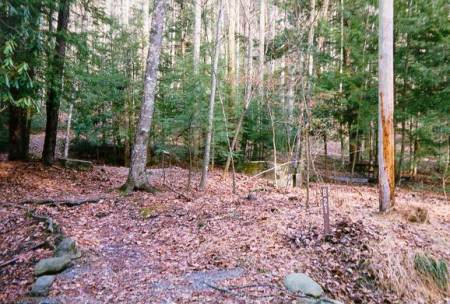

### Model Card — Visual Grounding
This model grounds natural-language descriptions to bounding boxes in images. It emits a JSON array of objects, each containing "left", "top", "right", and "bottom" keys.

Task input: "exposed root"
[{"left": 19, "top": 197, "right": 104, "bottom": 207}]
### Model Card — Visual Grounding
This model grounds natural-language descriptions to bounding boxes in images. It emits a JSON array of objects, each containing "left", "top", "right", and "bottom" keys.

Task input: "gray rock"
[
  {"left": 246, "top": 193, "right": 257, "bottom": 201},
  {"left": 284, "top": 273, "right": 324, "bottom": 298},
  {"left": 30, "top": 275, "right": 56, "bottom": 297},
  {"left": 55, "top": 238, "right": 80, "bottom": 258},
  {"left": 35, "top": 256, "right": 71, "bottom": 276}
]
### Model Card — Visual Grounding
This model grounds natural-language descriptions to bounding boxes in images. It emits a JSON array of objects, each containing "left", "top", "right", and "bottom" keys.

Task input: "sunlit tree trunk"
[
  {"left": 124, "top": 0, "right": 167, "bottom": 192},
  {"left": 378, "top": 0, "right": 395, "bottom": 211},
  {"left": 63, "top": 103, "right": 73, "bottom": 159},
  {"left": 199, "top": 0, "right": 223, "bottom": 190}
]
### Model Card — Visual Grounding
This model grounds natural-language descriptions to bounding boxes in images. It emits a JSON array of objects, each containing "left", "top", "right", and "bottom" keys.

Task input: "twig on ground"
[
  {"left": 163, "top": 184, "right": 193, "bottom": 201},
  {"left": 0, "top": 241, "right": 47, "bottom": 269}
]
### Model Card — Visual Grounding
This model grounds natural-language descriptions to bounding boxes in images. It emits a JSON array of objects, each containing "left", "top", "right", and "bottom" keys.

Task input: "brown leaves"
[{"left": 288, "top": 219, "right": 390, "bottom": 303}]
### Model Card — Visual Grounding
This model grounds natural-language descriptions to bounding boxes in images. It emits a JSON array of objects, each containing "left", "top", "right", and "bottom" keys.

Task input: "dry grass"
[{"left": 371, "top": 235, "right": 449, "bottom": 303}]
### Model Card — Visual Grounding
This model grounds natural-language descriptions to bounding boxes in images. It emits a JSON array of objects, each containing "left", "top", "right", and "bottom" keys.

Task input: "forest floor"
[{"left": 0, "top": 161, "right": 449, "bottom": 304}]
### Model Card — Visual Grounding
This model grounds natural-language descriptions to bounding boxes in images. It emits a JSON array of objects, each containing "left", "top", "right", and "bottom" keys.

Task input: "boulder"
[
  {"left": 284, "top": 273, "right": 324, "bottom": 298},
  {"left": 30, "top": 275, "right": 55, "bottom": 297},
  {"left": 35, "top": 256, "right": 71, "bottom": 276},
  {"left": 55, "top": 238, "right": 80, "bottom": 259}
]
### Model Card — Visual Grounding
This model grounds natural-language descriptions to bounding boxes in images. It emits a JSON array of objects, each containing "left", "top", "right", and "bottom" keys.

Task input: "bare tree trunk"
[
  {"left": 396, "top": 118, "right": 406, "bottom": 184},
  {"left": 339, "top": 0, "right": 345, "bottom": 168},
  {"left": 199, "top": 0, "right": 223, "bottom": 190},
  {"left": 304, "top": 0, "right": 317, "bottom": 207},
  {"left": 124, "top": 0, "right": 167, "bottom": 192},
  {"left": 193, "top": 0, "right": 202, "bottom": 73},
  {"left": 224, "top": 4, "right": 253, "bottom": 174},
  {"left": 63, "top": 103, "right": 73, "bottom": 159},
  {"left": 256, "top": 0, "right": 265, "bottom": 157},
  {"left": 227, "top": 0, "right": 237, "bottom": 106},
  {"left": 268, "top": 101, "right": 278, "bottom": 188},
  {"left": 378, "top": 0, "right": 395, "bottom": 211},
  {"left": 43, "top": 0, "right": 70, "bottom": 165},
  {"left": 8, "top": 104, "right": 31, "bottom": 161}
]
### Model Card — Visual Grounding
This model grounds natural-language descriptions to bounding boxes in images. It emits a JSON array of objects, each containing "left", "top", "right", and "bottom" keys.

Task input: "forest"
[{"left": 0, "top": 0, "right": 449, "bottom": 303}]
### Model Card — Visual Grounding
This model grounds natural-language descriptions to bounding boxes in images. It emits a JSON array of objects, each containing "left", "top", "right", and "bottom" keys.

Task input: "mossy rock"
[
  {"left": 35, "top": 256, "right": 71, "bottom": 276},
  {"left": 241, "top": 161, "right": 268, "bottom": 175},
  {"left": 59, "top": 158, "right": 93, "bottom": 171},
  {"left": 140, "top": 207, "right": 158, "bottom": 219}
]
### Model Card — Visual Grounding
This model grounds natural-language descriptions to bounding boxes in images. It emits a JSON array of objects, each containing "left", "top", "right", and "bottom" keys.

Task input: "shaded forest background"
[{"left": 0, "top": 0, "right": 449, "bottom": 190}]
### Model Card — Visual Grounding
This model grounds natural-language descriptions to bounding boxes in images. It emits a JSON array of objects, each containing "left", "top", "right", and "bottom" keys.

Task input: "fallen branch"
[
  {"left": 0, "top": 241, "right": 47, "bottom": 269},
  {"left": 163, "top": 184, "right": 193, "bottom": 201},
  {"left": 20, "top": 197, "right": 103, "bottom": 207},
  {"left": 29, "top": 212, "right": 62, "bottom": 234},
  {"left": 246, "top": 162, "right": 292, "bottom": 181},
  {"left": 203, "top": 281, "right": 242, "bottom": 297}
]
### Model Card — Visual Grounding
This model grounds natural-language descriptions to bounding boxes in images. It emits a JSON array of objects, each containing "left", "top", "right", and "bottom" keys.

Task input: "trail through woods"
[{"left": 0, "top": 162, "right": 449, "bottom": 303}]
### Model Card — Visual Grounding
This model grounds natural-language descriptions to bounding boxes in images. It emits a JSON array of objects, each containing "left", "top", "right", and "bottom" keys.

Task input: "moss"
[{"left": 140, "top": 207, "right": 158, "bottom": 219}]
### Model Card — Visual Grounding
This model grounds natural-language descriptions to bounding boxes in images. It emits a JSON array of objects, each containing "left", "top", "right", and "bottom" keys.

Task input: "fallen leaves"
[{"left": 0, "top": 162, "right": 449, "bottom": 303}]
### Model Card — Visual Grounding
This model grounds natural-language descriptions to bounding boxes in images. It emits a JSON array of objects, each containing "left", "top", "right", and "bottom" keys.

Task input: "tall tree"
[
  {"left": 199, "top": 0, "right": 223, "bottom": 190},
  {"left": 378, "top": 0, "right": 395, "bottom": 211},
  {"left": 193, "top": 0, "right": 201, "bottom": 73},
  {"left": 1, "top": 1, "right": 42, "bottom": 161},
  {"left": 124, "top": 0, "right": 167, "bottom": 192},
  {"left": 42, "top": 0, "right": 71, "bottom": 165}
]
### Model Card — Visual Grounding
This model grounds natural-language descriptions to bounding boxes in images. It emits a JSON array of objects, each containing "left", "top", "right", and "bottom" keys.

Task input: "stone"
[
  {"left": 284, "top": 273, "right": 324, "bottom": 298},
  {"left": 30, "top": 275, "right": 55, "bottom": 297},
  {"left": 55, "top": 238, "right": 80, "bottom": 258},
  {"left": 246, "top": 193, "right": 257, "bottom": 201},
  {"left": 35, "top": 256, "right": 71, "bottom": 276}
]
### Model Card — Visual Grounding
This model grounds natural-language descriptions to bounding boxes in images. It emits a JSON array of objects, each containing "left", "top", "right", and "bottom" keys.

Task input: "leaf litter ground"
[{"left": 0, "top": 161, "right": 449, "bottom": 303}]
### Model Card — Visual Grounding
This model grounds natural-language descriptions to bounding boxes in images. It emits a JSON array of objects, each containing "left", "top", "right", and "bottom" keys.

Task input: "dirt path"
[{"left": 1, "top": 162, "right": 449, "bottom": 303}]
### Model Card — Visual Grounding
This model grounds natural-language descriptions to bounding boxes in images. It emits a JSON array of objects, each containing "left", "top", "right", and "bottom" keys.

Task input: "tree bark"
[
  {"left": 378, "top": 0, "right": 395, "bottom": 211},
  {"left": 224, "top": 6, "right": 253, "bottom": 174},
  {"left": 43, "top": 0, "right": 71, "bottom": 165},
  {"left": 227, "top": 0, "right": 237, "bottom": 106},
  {"left": 193, "top": 0, "right": 202, "bottom": 73},
  {"left": 63, "top": 103, "right": 73, "bottom": 159},
  {"left": 124, "top": 0, "right": 167, "bottom": 192},
  {"left": 199, "top": 0, "right": 223, "bottom": 190},
  {"left": 8, "top": 104, "right": 31, "bottom": 161}
]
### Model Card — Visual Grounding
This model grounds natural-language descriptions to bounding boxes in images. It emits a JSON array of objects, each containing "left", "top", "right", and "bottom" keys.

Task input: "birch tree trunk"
[
  {"left": 193, "top": 0, "right": 202, "bottom": 73},
  {"left": 63, "top": 103, "right": 73, "bottom": 159},
  {"left": 378, "top": 0, "right": 395, "bottom": 211},
  {"left": 199, "top": 0, "right": 223, "bottom": 190},
  {"left": 124, "top": 0, "right": 167, "bottom": 192}
]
